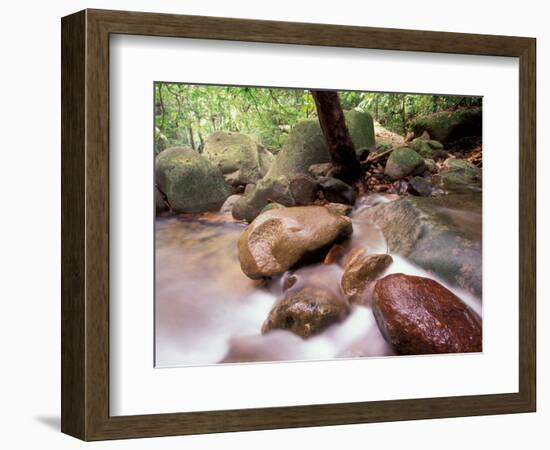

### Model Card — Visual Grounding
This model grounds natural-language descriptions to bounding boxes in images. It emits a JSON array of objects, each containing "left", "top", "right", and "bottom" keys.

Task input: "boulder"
[
  {"left": 262, "top": 286, "right": 350, "bottom": 338},
  {"left": 409, "top": 107, "right": 482, "bottom": 144},
  {"left": 236, "top": 112, "right": 374, "bottom": 221},
  {"left": 408, "top": 176, "right": 433, "bottom": 197},
  {"left": 259, "top": 202, "right": 285, "bottom": 215},
  {"left": 219, "top": 330, "right": 305, "bottom": 363},
  {"left": 384, "top": 147, "right": 426, "bottom": 180},
  {"left": 344, "top": 109, "right": 376, "bottom": 156},
  {"left": 373, "top": 274, "right": 482, "bottom": 354},
  {"left": 356, "top": 194, "right": 482, "bottom": 297},
  {"left": 324, "top": 202, "right": 353, "bottom": 216},
  {"left": 409, "top": 137, "right": 445, "bottom": 158},
  {"left": 266, "top": 111, "right": 374, "bottom": 180},
  {"left": 318, "top": 177, "right": 357, "bottom": 205},
  {"left": 238, "top": 206, "right": 353, "bottom": 279},
  {"left": 308, "top": 162, "right": 340, "bottom": 179},
  {"left": 341, "top": 252, "right": 393, "bottom": 303},
  {"left": 424, "top": 158, "right": 437, "bottom": 173},
  {"left": 203, "top": 131, "right": 274, "bottom": 187},
  {"left": 232, "top": 176, "right": 295, "bottom": 222},
  {"left": 155, "top": 147, "right": 230, "bottom": 213},
  {"left": 289, "top": 174, "right": 319, "bottom": 205},
  {"left": 155, "top": 186, "right": 168, "bottom": 213},
  {"left": 219, "top": 194, "right": 242, "bottom": 214},
  {"left": 434, "top": 158, "right": 482, "bottom": 190}
]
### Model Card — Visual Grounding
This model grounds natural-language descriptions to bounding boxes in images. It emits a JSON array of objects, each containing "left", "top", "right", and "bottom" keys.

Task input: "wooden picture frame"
[{"left": 61, "top": 8, "right": 536, "bottom": 441}]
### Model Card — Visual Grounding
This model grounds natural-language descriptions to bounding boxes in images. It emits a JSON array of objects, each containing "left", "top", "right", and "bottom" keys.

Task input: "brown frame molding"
[{"left": 61, "top": 9, "right": 536, "bottom": 441}]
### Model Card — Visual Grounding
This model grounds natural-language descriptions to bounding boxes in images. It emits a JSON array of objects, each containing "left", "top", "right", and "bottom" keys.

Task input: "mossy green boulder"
[
  {"left": 234, "top": 111, "right": 374, "bottom": 222},
  {"left": 155, "top": 147, "right": 230, "bottom": 213},
  {"left": 409, "top": 137, "right": 444, "bottom": 158},
  {"left": 435, "top": 158, "right": 482, "bottom": 190},
  {"left": 266, "top": 111, "right": 374, "bottom": 179},
  {"left": 409, "top": 107, "right": 482, "bottom": 144},
  {"left": 384, "top": 147, "right": 426, "bottom": 180},
  {"left": 203, "top": 131, "right": 274, "bottom": 188}
]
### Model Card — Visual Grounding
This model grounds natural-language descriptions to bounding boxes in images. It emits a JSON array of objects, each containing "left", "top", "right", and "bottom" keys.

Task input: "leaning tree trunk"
[{"left": 310, "top": 90, "right": 361, "bottom": 182}]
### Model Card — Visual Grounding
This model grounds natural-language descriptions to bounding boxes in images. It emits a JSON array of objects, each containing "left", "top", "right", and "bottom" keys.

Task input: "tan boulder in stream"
[{"left": 238, "top": 206, "right": 353, "bottom": 279}]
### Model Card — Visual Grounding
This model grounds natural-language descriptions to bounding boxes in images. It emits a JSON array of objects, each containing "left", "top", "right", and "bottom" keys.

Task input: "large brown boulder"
[
  {"left": 373, "top": 274, "right": 482, "bottom": 355},
  {"left": 341, "top": 251, "right": 393, "bottom": 303},
  {"left": 262, "top": 286, "right": 350, "bottom": 339},
  {"left": 238, "top": 206, "right": 353, "bottom": 279}
]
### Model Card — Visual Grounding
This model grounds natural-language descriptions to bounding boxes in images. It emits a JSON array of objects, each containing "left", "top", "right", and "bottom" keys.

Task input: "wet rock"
[
  {"left": 384, "top": 147, "right": 426, "bottom": 180},
  {"left": 341, "top": 252, "right": 393, "bottom": 303},
  {"left": 289, "top": 174, "right": 319, "bottom": 205},
  {"left": 357, "top": 194, "right": 482, "bottom": 297},
  {"left": 318, "top": 177, "right": 357, "bottom": 205},
  {"left": 409, "top": 176, "right": 433, "bottom": 197},
  {"left": 324, "top": 244, "right": 346, "bottom": 264},
  {"left": 220, "top": 330, "right": 305, "bottom": 363},
  {"left": 219, "top": 194, "right": 242, "bottom": 214},
  {"left": 244, "top": 183, "right": 256, "bottom": 194},
  {"left": 238, "top": 206, "right": 353, "bottom": 279},
  {"left": 281, "top": 273, "right": 298, "bottom": 291},
  {"left": 262, "top": 286, "right": 350, "bottom": 339},
  {"left": 155, "top": 147, "right": 230, "bottom": 213},
  {"left": 409, "top": 107, "right": 482, "bottom": 144},
  {"left": 373, "top": 274, "right": 482, "bottom": 354},
  {"left": 203, "top": 131, "right": 274, "bottom": 188},
  {"left": 324, "top": 202, "right": 353, "bottom": 216}
]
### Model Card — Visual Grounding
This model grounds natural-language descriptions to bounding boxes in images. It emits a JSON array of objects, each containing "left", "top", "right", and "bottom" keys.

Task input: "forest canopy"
[{"left": 154, "top": 83, "right": 481, "bottom": 155}]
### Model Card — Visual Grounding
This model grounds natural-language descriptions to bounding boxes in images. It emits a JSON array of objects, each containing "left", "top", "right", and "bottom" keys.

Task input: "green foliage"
[
  {"left": 154, "top": 83, "right": 482, "bottom": 154},
  {"left": 154, "top": 84, "right": 315, "bottom": 154}
]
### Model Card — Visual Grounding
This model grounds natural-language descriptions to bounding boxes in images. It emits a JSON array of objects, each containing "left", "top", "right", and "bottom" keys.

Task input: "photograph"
[{"left": 154, "top": 83, "right": 483, "bottom": 367}]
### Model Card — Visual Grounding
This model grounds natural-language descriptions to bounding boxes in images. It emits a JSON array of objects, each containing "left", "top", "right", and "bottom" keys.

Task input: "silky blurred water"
[{"left": 155, "top": 195, "right": 481, "bottom": 367}]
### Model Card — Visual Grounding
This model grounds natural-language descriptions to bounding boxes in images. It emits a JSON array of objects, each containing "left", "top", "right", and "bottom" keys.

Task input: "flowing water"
[{"left": 155, "top": 194, "right": 481, "bottom": 368}]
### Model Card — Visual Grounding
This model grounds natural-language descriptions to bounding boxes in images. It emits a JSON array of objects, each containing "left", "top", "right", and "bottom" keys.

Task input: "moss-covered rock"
[
  {"left": 409, "top": 137, "right": 445, "bottom": 158},
  {"left": 434, "top": 158, "right": 482, "bottom": 190},
  {"left": 356, "top": 194, "right": 482, "bottom": 297},
  {"left": 384, "top": 147, "right": 426, "bottom": 180},
  {"left": 345, "top": 109, "right": 376, "bottom": 155},
  {"left": 231, "top": 176, "right": 296, "bottom": 222},
  {"left": 155, "top": 186, "right": 168, "bottom": 213},
  {"left": 235, "top": 111, "right": 373, "bottom": 222},
  {"left": 424, "top": 159, "right": 437, "bottom": 173},
  {"left": 409, "top": 107, "right": 482, "bottom": 144},
  {"left": 203, "top": 131, "right": 274, "bottom": 188},
  {"left": 155, "top": 147, "right": 231, "bottom": 213}
]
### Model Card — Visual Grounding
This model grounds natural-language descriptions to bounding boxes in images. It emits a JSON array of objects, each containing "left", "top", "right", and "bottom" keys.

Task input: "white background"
[
  {"left": 110, "top": 35, "right": 518, "bottom": 416},
  {"left": 0, "top": 0, "right": 547, "bottom": 449}
]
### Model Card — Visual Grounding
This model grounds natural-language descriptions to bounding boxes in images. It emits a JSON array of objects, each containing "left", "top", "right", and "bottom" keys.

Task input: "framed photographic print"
[{"left": 61, "top": 9, "right": 536, "bottom": 441}]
